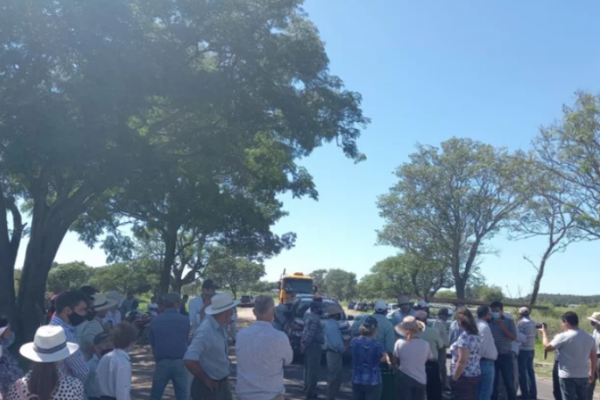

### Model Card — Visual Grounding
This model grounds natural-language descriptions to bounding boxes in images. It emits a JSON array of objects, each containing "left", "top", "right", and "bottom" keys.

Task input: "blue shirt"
[
  {"left": 149, "top": 309, "right": 190, "bottom": 361},
  {"left": 49, "top": 316, "right": 90, "bottom": 383},
  {"left": 351, "top": 313, "right": 395, "bottom": 354},
  {"left": 350, "top": 337, "right": 385, "bottom": 385},
  {"left": 324, "top": 319, "right": 345, "bottom": 354},
  {"left": 184, "top": 315, "right": 230, "bottom": 380},
  {"left": 391, "top": 309, "right": 416, "bottom": 326}
]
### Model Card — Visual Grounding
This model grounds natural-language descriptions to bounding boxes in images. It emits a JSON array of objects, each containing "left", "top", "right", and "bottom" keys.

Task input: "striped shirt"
[
  {"left": 489, "top": 317, "right": 516, "bottom": 355},
  {"left": 49, "top": 316, "right": 90, "bottom": 383}
]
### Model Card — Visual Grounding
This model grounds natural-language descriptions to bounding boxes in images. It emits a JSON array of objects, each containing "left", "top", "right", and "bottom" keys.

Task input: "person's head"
[
  {"left": 477, "top": 306, "right": 492, "bottom": 322},
  {"left": 587, "top": 312, "right": 600, "bottom": 330},
  {"left": 414, "top": 310, "right": 428, "bottom": 323},
  {"left": 253, "top": 295, "right": 276, "bottom": 322},
  {"left": 561, "top": 311, "right": 579, "bottom": 330},
  {"left": 127, "top": 291, "right": 135, "bottom": 299},
  {"left": 150, "top": 296, "right": 156, "bottom": 303},
  {"left": 0, "top": 315, "right": 14, "bottom": 349},
  {"left": 91, "top": 294, "right": 119, "bottom": 319},
  {"left": 398, "top": 295, "right": 412, "bottom": 314},
  {"left": 79, "top": 285, "right": 98, "bottom": 299},
  {"left": 489, "top": 301, "right": 504, "bottom": 319},
  {"left": 202, "top": 279, "right": 217, "bottom": 297},
  {"left": 55, "top": 291, "right": 89, "bottom": 327},
  {"left": 112, "top": 322, "right": 138, "bottom": 351},
  {"left": 455, "top": 307, "right": 478, "bottom": 335},
  {"left": 359, "top": 315, "right": 379, "bottom": 337},
  {"left": 163, "top": 292, "right": 181, "bottom": 310},
  {"left": 310, "top": 298, "right": 324, "bottom": 315},
  {"left": 20, "top": 325, "right": 80, "bottom": 400},
  {"left": 326, "top": 303, "right": 343, "bottom": 321},
  {"left": 93, "top": 332, "right": 114, "bottom": 357},
  {"left": 519, "top": 307, "right": 530, "bottom": 319},
  {"left": 182, "top": 294, "right": 189, "bottom": 303},
  {"left": 374, "top": 301, "right": 388, "bottom": 315},
  {"left": 438, "top": 307, "right": 450, "bottom": 321},
  {"left": 395, "top": 315, "right": 425, "bottom": 340},
  {"left": 206, "top": 293, "right": 238, "bottom": 325}
]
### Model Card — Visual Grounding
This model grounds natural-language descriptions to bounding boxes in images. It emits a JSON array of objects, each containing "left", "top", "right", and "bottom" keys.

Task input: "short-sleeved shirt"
[
  {"left": 451, "top": 332, "right": 482, "bottom": 378},
  {"left": 394, "top": 338, "right": 432, "bottom": 384},
  {"left": 550, "top": 329, "right": 596, "bottom": 379},
  {"left": 351, "top": 313, "right": 395, "bottom": 354},
  {"left": 419, "top": 326, "right": 444, "bottom": 361},
  {"left": 489, "top": 317, "right": 516, "bottom": 355},
  {"left": 350, "top": 337, "right": 385, "bottom": 385},
  {"left": 184, "top": 315, "right": 231, "bottom": 380}
]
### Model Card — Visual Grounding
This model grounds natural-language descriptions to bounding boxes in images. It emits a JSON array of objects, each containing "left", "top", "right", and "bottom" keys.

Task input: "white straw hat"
[
  {"left": 587, "top": 312, "right": 600, "bottom": 325},
  {"left": 205, "top": 293, "right": 240, "bottom": 315},
  {"left": 91, "top": 294, "right": 119, "bottom": 312},
  {"left": 20, "top": 326, "right": 79, "bottom": 363}
]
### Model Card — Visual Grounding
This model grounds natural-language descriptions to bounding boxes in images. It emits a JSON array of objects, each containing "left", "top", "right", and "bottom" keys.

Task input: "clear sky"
[{"left": 15, "top": 0, "right": 600, "bottom": 295}]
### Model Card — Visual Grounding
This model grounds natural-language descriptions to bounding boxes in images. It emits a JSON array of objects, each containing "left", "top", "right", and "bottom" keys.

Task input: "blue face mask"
[
  {"left": 1, "top": 332, "right": 15, "bottom": 349},
  {"left": 491, "top": 312, "right": 501, "bottom": 320}
]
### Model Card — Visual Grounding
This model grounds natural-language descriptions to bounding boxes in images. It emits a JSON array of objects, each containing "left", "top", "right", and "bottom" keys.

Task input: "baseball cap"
[
  {"left": 202, "top": 279, "right": 218, "bottom": 290},
  {"left": 374, "top": 301, "right": 387, "bottom": 312},
  {"left": 362, "top": 316, "right": 379, "bottom": 331},
  {"left": 519, "top": 307, "right": 530, "bottom": 315}
]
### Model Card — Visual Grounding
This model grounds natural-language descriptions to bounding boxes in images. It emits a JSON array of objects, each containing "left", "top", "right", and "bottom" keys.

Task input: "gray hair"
[{"left": 253, "top": 295, "right": 275, "bottom": 316}]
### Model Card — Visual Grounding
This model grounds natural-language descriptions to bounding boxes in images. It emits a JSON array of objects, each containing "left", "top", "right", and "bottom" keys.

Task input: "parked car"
[
  {"left": 355, "top": 302, "right": 369, "bottom": 312},
  {"left": 283, "top": 296, "right": 353, "bottom": 356},
  {"left": 240, "top": 295, "right": 255, "bottom": 307},
  {"left": 348, "top": 301, "right": 357, "bottom": 310},
  {"left": 388, "top": 303, "right": 400, "bottom": 312}
]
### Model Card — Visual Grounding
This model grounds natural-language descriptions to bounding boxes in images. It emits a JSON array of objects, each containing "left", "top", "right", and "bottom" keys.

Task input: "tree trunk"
[
  {"left": 158, "top": 231, "right": 177, "bottom": 296},
  {"left": 171, "top": 279, "right": 182, "bottom": 294},
  {"left": 530, "top": 254, "right": 550, "bottom": 307},
  {"left": 0, "top": 195, "right": 23, "bottom": 323},
  {"left": 454, "top": 276, "right": 466, "bottom": 299}
]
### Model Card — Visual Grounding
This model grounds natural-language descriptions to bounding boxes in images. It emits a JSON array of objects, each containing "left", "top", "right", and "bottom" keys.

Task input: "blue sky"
[{"left": 15, "top": 0, "right": 600, "bottom": 295}]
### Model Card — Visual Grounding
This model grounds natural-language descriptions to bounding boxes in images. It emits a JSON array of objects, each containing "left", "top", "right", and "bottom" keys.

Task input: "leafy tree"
[
  {"left": 323, "top": 269, "right": 357, "bottom": 301},
  {"left": 468, "top": 285, "right": 504, "bottom": 302},
  {"left": 0, "top": 0, "right": 368, "bottom": 339},
  {"left": 88, "top": 260, "right": 159, "bottom": 295},
  {"left": 46, "top": 262, "right": 93, "bottom": 295},
  {"left": 378, "top": 138, "right": 528, "bottom": 298},
  {"left": 311, "top": 269, "right": 329, "bottom": 295},
  {"left": 204, "top": 255, "right": 266, "bottom": 299},
  {"left": 356, "top": 274, "right": 386, "bottom": 300}
]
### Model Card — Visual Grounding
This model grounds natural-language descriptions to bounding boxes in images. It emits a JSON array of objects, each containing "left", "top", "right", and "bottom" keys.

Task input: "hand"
[
  {"left": 590, "top": 372, "right": 595, "bottom": 384},
  {"left": 204, "top": 377, "right": 219, "bottom": 392},
  {"left": 497, "top": 318, "right": 505, "bottom": 328},
  {"left": 537, "top": 324, "right": 546, "bottom": 333}
]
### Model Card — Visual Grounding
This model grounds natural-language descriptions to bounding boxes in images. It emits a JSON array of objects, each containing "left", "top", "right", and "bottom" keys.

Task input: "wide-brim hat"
[
  {"left": 106, "top": 291, "right": 124, "bottom": 307},
  {"left": 398, "top": 295, "right": 411, "bottom": 305},
  {"left": 205, "top": 293, "right": 240, "bottom": 315},
  {"left": 326, "top": 303, "right": 343, "bottom": 316},
  {"left": 91, "top": 294, "right": 119, "bottom": 312},
  {"left": 20, "top": 326, "right": 79, "bottom": 363},
  {"left": 395, "top": 315, "right": 425, "bottom": 337},
  {"left": 587, "top": 312, "right": 600, "bottom": 324}
]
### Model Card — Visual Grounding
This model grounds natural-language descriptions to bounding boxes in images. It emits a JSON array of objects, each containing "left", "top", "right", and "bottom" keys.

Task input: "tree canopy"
[{"left": 204, "top": 254, "right": 266, "bottom": 299}]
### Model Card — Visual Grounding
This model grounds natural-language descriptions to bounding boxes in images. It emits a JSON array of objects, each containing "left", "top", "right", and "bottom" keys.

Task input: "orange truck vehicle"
[{"left": 278, "top": 272, "right": 314, "bottom": 305}]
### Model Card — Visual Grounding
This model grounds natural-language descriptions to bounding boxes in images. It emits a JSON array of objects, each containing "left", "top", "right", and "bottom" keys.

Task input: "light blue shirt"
[
  {"left": 324, "top": 319, "right": 345, "bottom": 354},
  {"left": 449, "top": 320, "right": 460, "bottom": 346},
  {"left": 391, "top": 309, "right": 416, "bottom": 326},
  {"left": 351, "top": 313, "right": 395, "bottom": 353},
  {"left": 84, "top": 354, "right": 101, "bottom": 398},
  {"left": 184, "top": 315, "right": 231, "bottom": 380}
]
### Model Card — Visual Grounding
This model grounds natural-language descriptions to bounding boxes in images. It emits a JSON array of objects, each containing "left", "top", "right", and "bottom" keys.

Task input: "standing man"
[
  {"left": 391, "top": 296, "right": 415, "bottom": 326},
  {"left": 517, "top": 307, "right": 537, "bottom": 400},
  {"left": 477, "top": 306, "right": 499, "bottom": 400},
  {"left": 489, "top": 301, "right": 517, "bottom": 400},
  {"left": 236, "top": 296, "right": 293, "bottom": 400},
  {"left": 120, "top": 292, "right": 136, "bottom": 317},
  {"left": 50, "top": 290, "right": 91, "bottom": 383},
  {"left": 541, "top": 312, "right": 597, "bottom": 400},
  {"left": 432, "top": 308, "right": 451, "bottom": 388},
  {"left": 415, "top": 310, "right": 444, "bottom": 400},
  {"left": 324, "top": 303, "right": 345, "bottom": 400},
  {"left": 301, "top": 297, "right": 325, "bottom": 400},
  {"left": 79, "top": 294, "right": 118, "bottom": 359},
  {"left": 587, "top": 312, "right": 600, "bottom": 399},
  {"left": 184, "top": 293, "right": 239, "bottom": 400},
  {"left": 189, "top": 280, "right": 218, "bottom": 334},
  {"left": 149, "top": 293, "right": 190, "bottom": 400}
]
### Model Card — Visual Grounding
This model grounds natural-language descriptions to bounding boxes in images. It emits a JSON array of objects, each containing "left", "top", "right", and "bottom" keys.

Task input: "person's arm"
[
  {"left": 115, "top": 363, "right": 132, "bottom": 400},
  {"left": 148, "top": 324, "right": 155, "bottom": 349},
  {"left": 66, "top": 349, "right": 90, "bottom": 383},
  {"left": 385, "top": 321, "right": 395, "bottom": 354},
  {"left": 590, "top": 348, "right": 598, "bottom": 384},
  {"left": 453, "top": 347, "right": 470, "bottom": 381},
  {"left": 184, "top": 331, "right": 219, "bottom": 392},
  {"left": 333, "top": 327, "right": 345, "bottom": 353},
  {"left": 351, "top": 318, "right": 361, "bottom": 337},
  {"left": 302, "top": 318, "right": 316, "bottom": 346},
  {"left": 541, "top": 326, "right": 557, "bottom": 352},
  {"left": 497, "top": 317, "right": 517, "bottom": 341},
  {"left": 281, "top": 335, "right": 294, "bottom": 366}
]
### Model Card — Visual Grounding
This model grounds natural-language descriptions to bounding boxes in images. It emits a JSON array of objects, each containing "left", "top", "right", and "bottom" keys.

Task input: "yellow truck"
[{"left": 278, "top": 272, "right": 314, "bottom": 305}]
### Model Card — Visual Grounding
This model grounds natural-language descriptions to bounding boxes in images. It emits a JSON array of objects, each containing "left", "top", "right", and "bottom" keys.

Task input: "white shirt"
[
  {"left": 97, "top": 349, "right": 132, "bottom": 400},
  {"left": 103, "top": 310, "right": 122, "bottom": 328},
  {"left": 188, "top": 295, "right": 205, "bottom": 332},
  {"left": 235, "top": 321, "right": 293, "bottom": 400},
  {"left": 476, "top": 319, "right": 498, "bottom": 361}
]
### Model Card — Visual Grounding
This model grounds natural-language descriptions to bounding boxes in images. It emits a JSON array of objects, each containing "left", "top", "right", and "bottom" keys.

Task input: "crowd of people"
[{"left": 1, "top": 289, "right": 600, "bottom": 400}]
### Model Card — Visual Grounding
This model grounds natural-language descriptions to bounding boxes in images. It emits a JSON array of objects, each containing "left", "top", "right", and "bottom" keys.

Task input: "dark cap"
[
  {"left": 93, "top": 332, "right": 111, "bottom": 346},
  {"left": 438, "top": 308, "right": 450, "bottom": 317},
  {"left": 202, "top": 279, "right": 218, "bottom": 290},
  {"left": 164, "top": 292, "right": 181, "bottom": 307},
  {"left": 362, "top": 316, "right": 378, "bottom": 331}
]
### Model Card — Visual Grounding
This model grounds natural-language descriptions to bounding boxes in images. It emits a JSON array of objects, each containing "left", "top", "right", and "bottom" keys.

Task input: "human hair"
[
  {"left": 254, "top": 295, "right": 275, "bottom": 316},
  {"left": 0, "top": 314, "right": 8, "bottom": 329},
  {"left": 112, "top": 322, "right": 138, "bottom": 349},
  {"left": 28, "top": 362, "right": 59, "bottom": 400},
  {"left": 183, "top": 294, "right": 189, "bottom": 300},
  {"left": 477, "top": 306, "right": 490, "bottom": 319},
  {"left": 455, "top": 307, "right": 479, "bottom": 335},
  {"left": 163, "top": 297, "right": 179, "bottom": 308},
  {"left": 55, "top": 291, "right": 89, "bottom": 313},
  {"left": 489, "top": 301, "right": 503, "bottom": 310},
  {"left": 562, "top": 311, "right": 579, "bottom": 327},
  {"left": 359, "top": 326, "right": 376, "bottom": 337}
]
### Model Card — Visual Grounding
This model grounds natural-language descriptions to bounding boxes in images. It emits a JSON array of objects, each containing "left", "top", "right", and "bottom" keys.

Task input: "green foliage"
[
  {"left": 311, "top": 269, "right": 328, "bottom": 294},
  {"left": 46, "top": 262, "right": 93, "bottom": 295},
  {"left": 88, "top": 261, "right": 159, "bottom": 295},
  {"left": 323, "top": 269, "right": 357, "bottom": 301},
  {"left": 467, "top": 285, "right": 505, "bottom": 302},
  {"left": 204, "top": 255, "right": 266, "bottom": 299},
  {"left": 377, "top": 138, "right": 528, "bottom": 298}
]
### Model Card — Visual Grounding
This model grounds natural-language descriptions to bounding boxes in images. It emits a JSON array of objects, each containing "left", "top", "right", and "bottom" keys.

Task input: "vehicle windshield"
[
  {"left": 283, "top": 278, "right": 313, "bottom": 294},
  {"left": 294, "top": 299, "right": 345, "bottom": 320}
]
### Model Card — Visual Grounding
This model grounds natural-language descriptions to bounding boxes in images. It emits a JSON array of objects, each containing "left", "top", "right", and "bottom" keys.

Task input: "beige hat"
[
  {"left": 587, "top": 312, "right": 600, "bottom": 324},
  {"left": 519, "top": 307, "right": 530, "bottom": 315},
  {"left": 395, "top": 315, "right": 425, "bottom": 337},
  {"left": 91, "top": 294, "right": 119, "bottom": 312}
]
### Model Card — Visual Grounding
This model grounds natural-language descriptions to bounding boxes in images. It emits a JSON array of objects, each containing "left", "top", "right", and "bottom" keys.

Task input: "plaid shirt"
[
  {"left": 49, "top": 316, "right": 90, "bottom": 383},
  {"left": 301, "top": 312, "right": 324, "bottom": 346}
]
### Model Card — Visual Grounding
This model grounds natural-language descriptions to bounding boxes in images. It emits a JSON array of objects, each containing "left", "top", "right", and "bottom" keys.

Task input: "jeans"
[
  {"left": 191, "top": 377, "right": 233, "bottom": 400},
  {"left": 559, "top": 378, "right": 588, "bottom": 400},
  {"left": 518, "top": 350, "right": 537, "bottom": 399},
  {"left": 352, "top": 383, "right": 382, "bottom": 400},
  {"left": 397, "top": 370, "right": 426, "bottom": 400},
  {"left": 478, "top": 359, "right": 496, "bottom": 400},
  {"left": 326, "top": 351, "right": 343, "bottom": 400},
  {"left": 426, "top": 360, "right": 442, "bottom": 400},
  {"left": 304, "top": 344, "right": 322, "bottom": 398},
  {"left": 149, "top": 359, "right": 189, "bottom": 400},
  {"left": 553, "top": 362, "right": 563, "bottom": 400},
  {"left": 492, "top": 354, "right": 516, "bottom": 400}
]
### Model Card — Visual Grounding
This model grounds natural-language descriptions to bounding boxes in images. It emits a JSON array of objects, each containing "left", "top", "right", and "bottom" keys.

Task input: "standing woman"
[
  {"left": 6, "top": 325, "right": 84, "bottom": 400},
  {"left": 393, "top": 316, "right": 431, "bottom": 400},
  {"left": 450, "top": 307, "right": 482, "bottom": 400}
]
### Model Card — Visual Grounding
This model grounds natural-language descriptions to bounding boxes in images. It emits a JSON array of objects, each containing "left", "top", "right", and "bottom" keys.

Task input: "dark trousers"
[
  {"left": 352, "top": 383, "right": 383, "bottom": 400},
  {"left": 492, "top": 354, "right": 516, "bottom": 400},
  {"left": 588, "top": 358, "right": 599, "bottom": 400},
  {"left": 304, "top": 344, "right": 322, "bottom": 398},
  {"left": 326, "top": 351, "right": 343, "bottom": 400},
  {"left": 517, "top": 350, "right": 537, "bottom": 399},
  {"left": 559, "top": 378, "right": 588, "bottom": 400},
  {"left": 396, "top": 370, "right": 426, "bottom": 400},
  {"left": 381, "top": 362, "right": 396, "bottom": 400},
  {"left": 426, "top": 361, "right": 442, "bottom": 400},
  {"left": 191, "top": 377, "right": 232, "bottom": 400},
  {"left": 451, "top": 375, "right": 481, "bottom": 400},
  {"left": 553, "top": 361, "right": 563, "bottom": 400}
]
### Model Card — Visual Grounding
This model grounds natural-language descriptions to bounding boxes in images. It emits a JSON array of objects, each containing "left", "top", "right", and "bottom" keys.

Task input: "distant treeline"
[{"left": 520, "top": 293, "right": 600, "bottom": 307}]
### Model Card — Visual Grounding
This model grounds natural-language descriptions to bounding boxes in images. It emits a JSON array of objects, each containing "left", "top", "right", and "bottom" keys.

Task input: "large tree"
[
  {"left": 0, "top": 0, "right": 368, "bottom": 339},
  {"left": 378, "top": 138, "right": 528, "bottom": 298},
  {"left": 323, "top": 269, "right": 357, "bottom": 301},
  {"left": 204, "top": 255, "right": 266, "bottom": 299},
  {"left": 46, "top": 262, "right": 93, "bottom": 295}
]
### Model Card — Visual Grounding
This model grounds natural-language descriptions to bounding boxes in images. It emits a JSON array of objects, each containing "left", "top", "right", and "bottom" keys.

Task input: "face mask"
[
  {"left": 69, "top": 312, "right": 87, "bottom": 327},
  {"left": 86, "top": 311, "right": 97, "bottom": 321},
  {"left": 491, "top": 312, "right": 500, "bottom": 320},
  {"left": 2, "top": 332, "right": 15, "bottom": 349}
]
